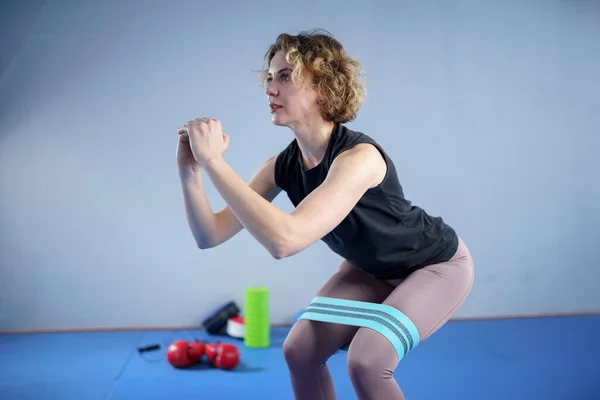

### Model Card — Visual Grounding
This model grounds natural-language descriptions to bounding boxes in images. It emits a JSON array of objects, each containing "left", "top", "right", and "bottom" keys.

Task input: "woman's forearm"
[
  {"left": 203, "top": 157, "right": 292, "bottom": 258},
  {"left": 179, "top": 171, "right": 219, "bottom": 248}
]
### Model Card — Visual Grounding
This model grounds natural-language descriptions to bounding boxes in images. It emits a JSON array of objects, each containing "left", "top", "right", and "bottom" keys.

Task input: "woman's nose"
[{"left": 265, "top": 84, "right": 278, "bottom": 96}]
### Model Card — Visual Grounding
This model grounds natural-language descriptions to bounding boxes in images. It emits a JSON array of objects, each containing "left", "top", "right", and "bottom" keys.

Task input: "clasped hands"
[{"left": 178, "top": 117, "right": 230, "bottom": 168}]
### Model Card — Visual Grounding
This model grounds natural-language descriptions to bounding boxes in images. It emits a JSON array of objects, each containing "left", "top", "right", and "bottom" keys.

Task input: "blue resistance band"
[{"left": 298, "top": 296, "right": 420, "bottom": 361}]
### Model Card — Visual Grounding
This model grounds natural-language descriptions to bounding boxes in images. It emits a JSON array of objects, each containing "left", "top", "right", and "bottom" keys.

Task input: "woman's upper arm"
[
  {"left": 213, "top": 155, "right": 282, "bottom": 243},
  {"left": 281, "top": 143, "right": 386, "bottom": 256}
]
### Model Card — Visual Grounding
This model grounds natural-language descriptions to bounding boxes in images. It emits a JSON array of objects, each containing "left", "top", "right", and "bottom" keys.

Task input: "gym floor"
[{"left": 1, "top": 315, "right": 599, "bottom": 399}]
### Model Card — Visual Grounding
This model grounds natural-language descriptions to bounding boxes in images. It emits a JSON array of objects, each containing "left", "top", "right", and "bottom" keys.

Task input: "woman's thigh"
[
  {"left": 384, "top": 237, "right": 475, "bottom": 342},
  {"left": 285, "top": 260, "right": 396, "bottom": 361}
]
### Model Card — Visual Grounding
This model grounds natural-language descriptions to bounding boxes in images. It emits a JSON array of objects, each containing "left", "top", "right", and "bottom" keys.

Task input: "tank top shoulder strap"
[{"left": 324, "top": 124, "right": 383, "bottom": 168}]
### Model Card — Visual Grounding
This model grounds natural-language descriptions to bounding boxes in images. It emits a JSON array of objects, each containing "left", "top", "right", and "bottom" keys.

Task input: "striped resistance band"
[{"left": 297, "top": 296, "right": 420, "bottom": 361}]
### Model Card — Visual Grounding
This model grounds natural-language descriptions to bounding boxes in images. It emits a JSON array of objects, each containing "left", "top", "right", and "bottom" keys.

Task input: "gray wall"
[{"left": 1, "top": 0, "right": 598, "bottom": 331}]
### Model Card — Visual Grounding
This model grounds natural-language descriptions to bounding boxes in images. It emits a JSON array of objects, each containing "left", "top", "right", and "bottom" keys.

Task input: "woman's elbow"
[
  {"left": 269, "top": 237, "right": 305, "bottom": 260},
  {"left": 268, "top": 220, "right": 308, "bottom": 259},
  {"left": 268, "top": 238, "right": 291, "bottom": 259},
  {"left": 196, "top": 236, "right": 219, "bottom": 249},
  {"left": 270, "top": 248, "right": 287, "bottom": 260},
  {"left": 270, "top": 246, "right": 298, "bottom": 260}
]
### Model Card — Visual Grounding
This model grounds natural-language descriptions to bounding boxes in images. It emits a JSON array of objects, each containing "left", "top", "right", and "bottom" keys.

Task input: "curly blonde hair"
[{"left": 259, "top": 29, "right": 366, "bottom": 124}]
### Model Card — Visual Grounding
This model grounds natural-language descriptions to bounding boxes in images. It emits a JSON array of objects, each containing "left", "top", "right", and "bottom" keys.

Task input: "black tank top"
[{"left": 274, "top": 123, "right": 458, "bottom": 280}]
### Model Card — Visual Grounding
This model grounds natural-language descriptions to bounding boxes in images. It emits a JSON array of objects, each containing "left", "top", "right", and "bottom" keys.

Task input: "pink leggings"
[{"left": 283, "top": 237, "right": 475, "bottom": 400}]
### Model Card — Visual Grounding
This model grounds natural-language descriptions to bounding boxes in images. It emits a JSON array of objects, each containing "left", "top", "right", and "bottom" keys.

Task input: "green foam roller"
[{"left": 244, "top": 286, "right": 270, "bottom": 348}]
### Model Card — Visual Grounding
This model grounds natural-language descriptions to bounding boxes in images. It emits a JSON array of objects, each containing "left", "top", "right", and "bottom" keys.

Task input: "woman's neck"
[{"left": 290, "top": 119, "right": 336, "bottom": 170}]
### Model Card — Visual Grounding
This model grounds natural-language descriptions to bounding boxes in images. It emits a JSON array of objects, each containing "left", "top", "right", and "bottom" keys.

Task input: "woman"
[{"left": 177, "top": 29, "right": 474, "bottom": 400}]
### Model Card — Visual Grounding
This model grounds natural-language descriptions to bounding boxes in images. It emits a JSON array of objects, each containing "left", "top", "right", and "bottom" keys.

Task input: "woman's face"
[{"left": 264, "top": 50, "right": 321, "bottom": 128}]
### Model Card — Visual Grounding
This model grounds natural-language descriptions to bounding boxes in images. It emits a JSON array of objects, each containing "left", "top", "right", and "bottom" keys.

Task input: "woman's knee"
[
  {"left": 282, "top": 331, "right": 307, "bottom": 366},
  {"left": 348, "top": 351, "right": 394, "bottom": 383},
  {"left": 346, "top": 328, "right": 398, "bottom": 382},
  {"left": 282, "top": 321, "right": 326, "bottom": 368}
]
